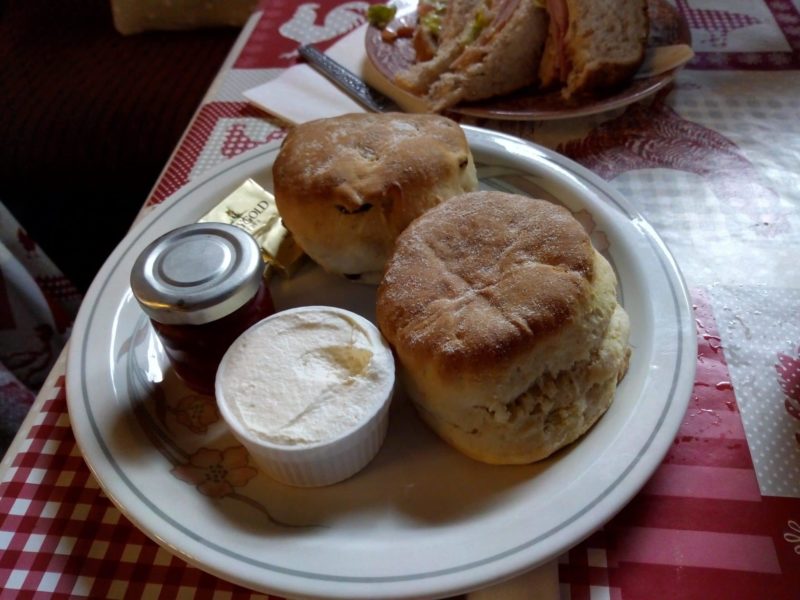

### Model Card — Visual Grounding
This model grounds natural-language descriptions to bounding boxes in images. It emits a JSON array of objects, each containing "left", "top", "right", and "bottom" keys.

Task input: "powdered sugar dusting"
[{"left": 377, "top": 191, "right": 596, "bottom": 365}]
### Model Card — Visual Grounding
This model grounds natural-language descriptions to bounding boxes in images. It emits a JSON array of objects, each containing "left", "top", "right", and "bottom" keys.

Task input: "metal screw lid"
[{"left": 130, "top": 223, "right": 265, "bottom": 325}]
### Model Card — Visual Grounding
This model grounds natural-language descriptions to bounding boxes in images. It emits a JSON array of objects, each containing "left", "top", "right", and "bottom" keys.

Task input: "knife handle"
[{"left": 298, "top": 45, "right": 401, "bottom": 113}]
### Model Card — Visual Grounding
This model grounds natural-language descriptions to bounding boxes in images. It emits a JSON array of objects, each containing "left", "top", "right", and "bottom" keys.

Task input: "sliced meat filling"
[{"left": 449, "top": 0, "right": 522, "bottom": 69}]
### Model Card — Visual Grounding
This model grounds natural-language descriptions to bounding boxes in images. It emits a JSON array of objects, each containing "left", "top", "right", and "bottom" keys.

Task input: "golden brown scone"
[
  {"left": 376, "top": 191, "right": 631, "bottom": 464},
  {"left": 272, "top": 113, "right": 478, "bottom": 283}
]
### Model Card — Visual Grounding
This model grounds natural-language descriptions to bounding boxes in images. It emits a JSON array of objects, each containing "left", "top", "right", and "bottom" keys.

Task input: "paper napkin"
[
  {"left": 243, "top": 24, "right": 428, "bottom": 124},
  {"left": 246, "top": 62, "right": 365, "bottom": 124}
]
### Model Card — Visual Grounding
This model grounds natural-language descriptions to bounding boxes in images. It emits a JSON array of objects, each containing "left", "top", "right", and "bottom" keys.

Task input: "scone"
[
  {"left": 272, "top": 112, "right": 478, "bottom": 283},
  {"left": 376, "top": 191, "right": 631, "bottom": 464}
]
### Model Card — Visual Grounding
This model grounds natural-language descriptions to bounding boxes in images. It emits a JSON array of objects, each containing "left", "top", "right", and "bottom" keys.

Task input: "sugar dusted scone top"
[
  {"left": 377, "top": 191, "right": 598, "bottom": 379},
  {"left": 272, "top": 112, "right": 478, "bottom": 283}
]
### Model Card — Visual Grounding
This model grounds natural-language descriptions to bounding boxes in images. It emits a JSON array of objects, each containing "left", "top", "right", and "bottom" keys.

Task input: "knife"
[{"left": 298, "top": 44, "right": 402, "bottom": 113}]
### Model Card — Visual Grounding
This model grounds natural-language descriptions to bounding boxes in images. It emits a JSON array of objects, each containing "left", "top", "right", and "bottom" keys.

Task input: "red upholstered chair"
[{"left": 0, "top": 0, "right": 244, "bottom": 292}]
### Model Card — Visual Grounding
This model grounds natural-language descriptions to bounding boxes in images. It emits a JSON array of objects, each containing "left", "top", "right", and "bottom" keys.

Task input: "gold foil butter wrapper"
[{"left": 199, "top": 179, "right": 304, "bottom": 278}]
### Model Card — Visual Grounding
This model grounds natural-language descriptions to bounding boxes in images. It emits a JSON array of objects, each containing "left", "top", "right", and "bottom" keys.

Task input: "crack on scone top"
[
  {"left": 334, "top": 203, "right": 373, "bottom": 215},
  {"left": 357, "top": 145, "right": 379, "bottom": 162},
  {"left": 394, "top": 234, "right": 583, "bottom": 363},
  {"left": 383, "top": 195, "right": 600, "bottom": 376}
]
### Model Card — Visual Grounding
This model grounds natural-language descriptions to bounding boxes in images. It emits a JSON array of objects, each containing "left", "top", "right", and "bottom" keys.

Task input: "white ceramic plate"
[{"left": 66, "top": 127, "right": 695, "bottom": 600}]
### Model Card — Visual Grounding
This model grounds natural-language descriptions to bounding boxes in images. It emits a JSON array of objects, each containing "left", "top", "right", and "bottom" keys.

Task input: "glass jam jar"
[{"left": 130, "top": 222, "right": 275, "bottom": 395}]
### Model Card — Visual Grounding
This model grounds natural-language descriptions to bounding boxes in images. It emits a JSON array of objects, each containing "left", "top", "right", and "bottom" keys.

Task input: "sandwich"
[
  {"left": 395, "top": 0, "right": 549, "bottom": 112},
  {"left": 539, "top": 0, "right": 649, "bottom": 99},
  {"left": 393, "top": 0, "right": 649, "bottom": 110}
]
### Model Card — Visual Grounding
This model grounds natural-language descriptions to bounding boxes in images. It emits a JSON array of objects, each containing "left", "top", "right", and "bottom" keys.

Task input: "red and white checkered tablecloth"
[{"left": 2, "top": 0, "right": 799, "bottom": 598}]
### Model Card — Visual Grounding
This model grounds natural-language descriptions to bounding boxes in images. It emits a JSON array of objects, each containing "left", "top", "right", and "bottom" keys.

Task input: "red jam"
[{"left": 151, "top": 282, "right": 275, "bottom": 395}]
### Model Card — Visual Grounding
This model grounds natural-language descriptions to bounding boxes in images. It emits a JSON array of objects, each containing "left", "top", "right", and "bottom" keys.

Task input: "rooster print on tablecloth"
[
  {"left": 675, "top": 0, "right": 762, "bottom": 48},
  {"left": 278, "top": 1, "right": 369, "bottom": 59},
  {"left": 221, "top": 123, "right": 286, "bottom": 159},
  {"left": 775, "top": 345, "right": 800, "bottom": 447}
]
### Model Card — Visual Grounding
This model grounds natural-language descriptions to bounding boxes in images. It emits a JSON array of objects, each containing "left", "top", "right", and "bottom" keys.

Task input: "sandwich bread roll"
[{"left": 538, "top": 0, "right": 649, "bottom": 98}]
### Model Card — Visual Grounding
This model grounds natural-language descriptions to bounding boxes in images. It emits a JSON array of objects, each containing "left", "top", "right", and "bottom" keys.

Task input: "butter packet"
[{"left": 199, "top": 179, "right": 304, "bottom": 278}]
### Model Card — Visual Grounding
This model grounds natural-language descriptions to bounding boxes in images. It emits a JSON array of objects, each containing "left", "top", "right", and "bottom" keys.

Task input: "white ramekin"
[{"left": 215, "top": 305, "right": 395, "bottom": 487}]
